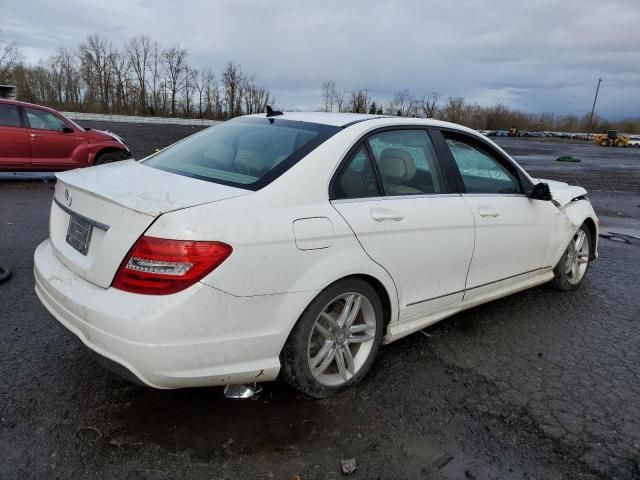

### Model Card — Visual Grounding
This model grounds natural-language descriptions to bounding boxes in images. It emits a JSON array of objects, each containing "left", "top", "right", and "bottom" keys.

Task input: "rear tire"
[
  {"left": 550, "top": 224, "right": 592, "bottom": 291},
  {"left": 280, "top": 278, "right": 384, "bottom": 398},
  {"left": 95, "top": 151, "right": 127, "bottom": 165}
]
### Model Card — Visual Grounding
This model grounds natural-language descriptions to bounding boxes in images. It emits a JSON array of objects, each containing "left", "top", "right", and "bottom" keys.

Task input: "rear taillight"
[{"left": 112, "top": 236, "right": 232, "bottom": 295}]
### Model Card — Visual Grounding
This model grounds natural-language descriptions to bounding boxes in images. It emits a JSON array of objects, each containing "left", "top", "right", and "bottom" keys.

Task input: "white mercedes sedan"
[{"left": 34, "top": 112, "right": 598, "bottom": 398}]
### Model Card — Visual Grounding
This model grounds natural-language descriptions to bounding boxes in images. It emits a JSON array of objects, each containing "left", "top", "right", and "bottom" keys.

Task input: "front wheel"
[
  {"left": 280, "top": 278, "right": 384, "bottom": 398},
  {"left": 550, "top": 224, "right": 592, "bottom": 291},
  {"left": 95, "top": 151, "right": 127, "bottom": 165}
]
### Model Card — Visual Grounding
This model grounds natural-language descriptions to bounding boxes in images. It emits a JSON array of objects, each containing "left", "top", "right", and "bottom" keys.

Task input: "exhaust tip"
[{"left": 224, "top": 383, "right": 263, "bottom": 399}]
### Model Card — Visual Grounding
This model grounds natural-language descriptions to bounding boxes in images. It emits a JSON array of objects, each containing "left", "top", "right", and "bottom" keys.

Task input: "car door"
[
  {"left": 439, "top": 130, "right": 557, "bottom": 297},
  {"left": 330, "top": 128, "right": 475, "bottom": 322},
  {"left": 24, "top": 106, "right": 88, "bottom": 170},
  {"left": 0, "top": 102, "right": 31, "bottom": 170}
]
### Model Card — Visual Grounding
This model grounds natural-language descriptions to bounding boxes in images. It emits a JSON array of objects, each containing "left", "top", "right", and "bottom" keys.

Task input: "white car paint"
[
  {"left": 333, "top": 195, "right": 475, "bottom": 320},
  {"left": 34, "top": 113, "right": 598, "bottom": 389}
]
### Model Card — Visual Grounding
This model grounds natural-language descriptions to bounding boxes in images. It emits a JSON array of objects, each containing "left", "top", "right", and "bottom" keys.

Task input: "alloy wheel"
[
  {"left": 307, "top": 292, "right": 377, "bottom": 387},
  {"left": 565, "top": 228, "right": 590, "bottom": 285}
]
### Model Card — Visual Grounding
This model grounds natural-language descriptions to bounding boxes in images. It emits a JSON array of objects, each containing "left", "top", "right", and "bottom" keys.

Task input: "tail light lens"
[{"left": 112, "top": 236, "right": 232, "bottom": 295}]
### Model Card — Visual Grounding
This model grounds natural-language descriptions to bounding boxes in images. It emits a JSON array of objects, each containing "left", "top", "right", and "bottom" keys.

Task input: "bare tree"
[
  {"left": 443, "top": 96, "right": 466, "bottom": 123},
  {"left": 195, "top": 68, "right": 214, "bottom": 118},
  {"left": 78, "top": 34, "right": 114, "bottom": 112},
  {"left": 0, "top": 31, "right": 22, "bottom": 83},
  {"left": 406, "top": 95, "right": 420, "bottom": 117},
  {"left": 222, "top": 62, "right": 246, "bottom": 118},
  {"left": 147, "top": 41, "right": 163, "bottom": 115},
  {"left": 162, "top": 45, "right": 189, "bottom": 116},
  {"left": 421, "top": 92, "right": 440, "bottom": 118},
  {"left": 47, "top": 54, "right": 65, "bottom": 104},
  {"left": 349, "top": 89, "right": 370, "bottom": 113},
  {"left": 204, "top": 74, "right": 223, "bottom": 119},
  {"left": 110, "top": 46, "right": 131, "bottom": 113},
  {"left": 386, "top": 89, "right": 411, "bottom": 116},
  {"left": 335, "top": 88, "right": 348, "bottom": 113},
  {"left": 126, "top": 35, "right": 152, "bottom": 114},
  {"left": 243, "top": 81, "right": 272, "bottom": 114},
  {"left": 181, "top": 65, "right": 197, "bottom": 115},
  {"left": 321, "top": 80, "right": 337, "bottom": 112}
]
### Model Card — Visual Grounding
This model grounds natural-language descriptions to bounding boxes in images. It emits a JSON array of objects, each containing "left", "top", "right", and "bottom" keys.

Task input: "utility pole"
[{"left": 586, "top": 78, "right": 602, "bottom": 140}]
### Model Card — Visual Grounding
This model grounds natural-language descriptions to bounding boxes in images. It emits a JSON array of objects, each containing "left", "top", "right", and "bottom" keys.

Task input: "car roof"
[
  {"left": 244, "top": 112, "right": 390, "bottom": 127},
  {"left": 244, "top": 111, "right": 477, "bottom": 131},
  {"left": 0, "top": 98, "right": 57, "bottom": 112}
]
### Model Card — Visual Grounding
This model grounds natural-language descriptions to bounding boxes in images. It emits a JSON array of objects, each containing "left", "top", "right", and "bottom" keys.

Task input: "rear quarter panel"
[{"left": 145, "top": 192, "right": 400, "bottom": 326}]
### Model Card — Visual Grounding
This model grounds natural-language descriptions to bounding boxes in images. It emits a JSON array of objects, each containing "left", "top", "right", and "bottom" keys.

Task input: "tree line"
[
  {"left": 1, "top": 31, "right": 638, "bottom": 132},
  {"left": 0, "top": 32, "right": 273, "bottom": 120},
  {"left": 321, "top": 81, "right": 640, "bottom": 134}
]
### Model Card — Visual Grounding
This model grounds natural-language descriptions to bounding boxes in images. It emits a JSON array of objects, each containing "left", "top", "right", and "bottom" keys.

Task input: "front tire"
[
  {"left": 95, "top": 151, "right": 127, "bottom": 165},
  {"left": 280, "top": 278, "right": 384, "bottom": 398},
  {"left": 550, "top": 224, "right": 592, "bottom": 291}
]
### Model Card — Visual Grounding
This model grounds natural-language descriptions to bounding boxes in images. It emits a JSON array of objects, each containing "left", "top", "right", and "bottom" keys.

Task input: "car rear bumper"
[{"left": 34, "top": 239, "right": 315, "bottom": 389}]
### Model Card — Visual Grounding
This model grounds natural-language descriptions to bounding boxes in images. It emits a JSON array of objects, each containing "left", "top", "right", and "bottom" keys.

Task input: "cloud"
[{"left": 3, "top": 0, "right": 640, "bottom": 117}]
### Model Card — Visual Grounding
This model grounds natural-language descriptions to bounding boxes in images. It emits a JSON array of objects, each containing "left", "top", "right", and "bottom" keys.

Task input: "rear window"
[
  {"left": 143, "top": 118, "right": 339, "bottom": 190},
  {"left": 0, "top": 103, "right": 22, "bottom": 127}
]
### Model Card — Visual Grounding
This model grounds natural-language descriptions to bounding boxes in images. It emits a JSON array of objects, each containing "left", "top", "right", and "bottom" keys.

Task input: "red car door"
[
  {"left": 0, "top": 103, "right": 31, "bottom": 170},
  {"left": 24, "top": 106, "right": 88, "bottom": 170}
]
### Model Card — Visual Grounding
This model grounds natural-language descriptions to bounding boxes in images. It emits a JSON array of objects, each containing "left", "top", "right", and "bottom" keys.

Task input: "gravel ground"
[{"left": 1, "top": 123, "right": 639, "bottom": 480}]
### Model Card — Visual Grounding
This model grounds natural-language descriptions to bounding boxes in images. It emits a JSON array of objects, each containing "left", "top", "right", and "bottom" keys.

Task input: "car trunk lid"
[{"left": 50, "top": 160, "right": 249, "bottom": 288}]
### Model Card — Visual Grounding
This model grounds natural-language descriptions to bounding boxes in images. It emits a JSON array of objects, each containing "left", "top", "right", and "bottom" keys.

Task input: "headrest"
[
  {"left": 379, "top": 148, "right": 416, "bottom": 180},
  {"left": 340, "top": 170, "right": 369, "bottom": 198},
  {"left": 202, "top": 142, "right": 235, "bottom": 165},
  {"left": 235, "top": 150, "right": 266, "bottom": 173}
]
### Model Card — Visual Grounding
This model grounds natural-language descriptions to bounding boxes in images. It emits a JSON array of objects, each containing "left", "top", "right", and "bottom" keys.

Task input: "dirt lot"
[{"left": 1, "top": 122, "right": 639, "bottom": 480}]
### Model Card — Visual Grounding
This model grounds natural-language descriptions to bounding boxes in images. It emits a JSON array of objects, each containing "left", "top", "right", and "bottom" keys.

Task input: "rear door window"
[
  {"left": 367, "top": 130, "right": 446, "bottom": 195},
  {"left": 333, "top": 146, "right": 381, "bottom": 199}
]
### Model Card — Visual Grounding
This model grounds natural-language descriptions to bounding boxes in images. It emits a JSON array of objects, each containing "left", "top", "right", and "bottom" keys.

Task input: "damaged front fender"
[
  {"left": 544, "top": 198, "right": 599, "bottom": 269},
  {"left": 538, "top": 178, "right": 588, "bottom": 208}
]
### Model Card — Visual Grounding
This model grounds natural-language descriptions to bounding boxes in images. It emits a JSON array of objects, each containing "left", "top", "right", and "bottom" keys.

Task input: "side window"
[
  {"left": 333, "top": 146, "right": 381, "bottom": 199},
  {"left": 367, "top": 130, "right": 446, "bottom": 195},
  {"left": 0, "top": 104, "right": 23, "bottom": 128},
  {"left": 25, "top": 108, "right": 68, "bottom": 131},
  {"left": 445, "top": 137, "right": 521, "bottom": 194}
]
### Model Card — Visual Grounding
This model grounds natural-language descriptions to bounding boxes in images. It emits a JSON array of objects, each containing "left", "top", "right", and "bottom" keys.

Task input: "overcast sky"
[{"left": 4, "top": 0, "right": 640, "bottom": 118}]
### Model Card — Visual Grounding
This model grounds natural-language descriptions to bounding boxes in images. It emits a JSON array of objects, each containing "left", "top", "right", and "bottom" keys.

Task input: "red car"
[{"left": 0, "top": 99, "right": 130, "bottom": 171}]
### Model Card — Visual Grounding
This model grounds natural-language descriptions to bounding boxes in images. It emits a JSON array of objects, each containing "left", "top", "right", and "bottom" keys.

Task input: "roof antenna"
[{"left": 266, "top": 105, "right": 283, "bottom": 117}]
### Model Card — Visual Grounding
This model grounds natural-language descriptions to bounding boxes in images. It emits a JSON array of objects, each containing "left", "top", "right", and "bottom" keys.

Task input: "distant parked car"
[
  {"left": 567, "top": 133, "right": 584, "bottom": 140},
  {"left": 628, "top": 136, "right": 640, "bottom": 148},
  {"left": 0, "top": 99, "right": 130, "bottom": 171}
]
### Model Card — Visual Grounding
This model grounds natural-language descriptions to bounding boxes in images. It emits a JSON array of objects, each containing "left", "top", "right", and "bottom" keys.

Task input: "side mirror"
[
  {"left": 529, "top": 182, "right": 552, "bottom": 201},
  {"left": 61, "top": 126, "right": 74, "bottom": 133}
]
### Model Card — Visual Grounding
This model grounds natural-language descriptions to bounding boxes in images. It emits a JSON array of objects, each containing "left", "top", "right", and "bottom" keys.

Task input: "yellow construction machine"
[{"left": 594, "top": 130, "right": 629, "bottom": 147}]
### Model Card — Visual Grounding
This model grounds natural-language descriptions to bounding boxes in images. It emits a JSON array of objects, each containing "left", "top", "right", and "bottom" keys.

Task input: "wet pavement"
[{"left": 1, "top": 129, "right": 639, "bottom": 479}]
